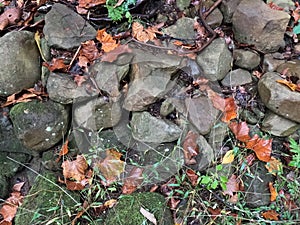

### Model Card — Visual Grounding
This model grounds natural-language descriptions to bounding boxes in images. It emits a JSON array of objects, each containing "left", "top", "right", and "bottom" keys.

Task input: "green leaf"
[
  {"left": 211, "top": 180, "right": 219, "bottom": 189},
  {"left": 200, "top": 176, "right": 212, "bottom": 185},
  {"left": 216, "top": 164, "right": 223, "bottom": 171}
]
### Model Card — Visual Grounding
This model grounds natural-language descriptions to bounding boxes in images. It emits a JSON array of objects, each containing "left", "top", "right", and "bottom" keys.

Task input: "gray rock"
[
  {"left": 196, "top": 38, "right": 232, "bottom": 81},
  {"left": 266, "top": 0, "right": 295, "bottom": 11},
  {"left": 221, "top": 69, "right": 252, "bottom": 87},
  {"left": 185, "top": 96, "right": 220, "bottom": 135},
  {"left": 276, "top": 60, "right": 300, "bottom": 79},
  {"left": 73, "top": 96, "right": 122, "bottom": 131},
  {"left": 232, "top": 0, "right": 290, "bottom": 53},
  {"left": 176, "top": 0, "right": 191, "bottom": 10},
  {"left": 258, "top": 72, "right": 300, "bottom": 123},
  {"left": 10, "top": 100, "right": 70, "bottom": 152},
  {"left": 197, "top": 135, "right": 215, "bottom": 171},
  {"left": 203, "top": 0, "right": 223, "bottom": 28},
  {"left": 105, "top": 192, "right": 173, "bottom": 225},
  {"left": 233, "top": 49, "right": 261, "bottom": 70},
  {"left": 47, "top": 73, "right": 98, "bottom": 104},
  {"left": 262, "top": 111, "right": 300, "bottom": 137},
  {"left": 220, "top": 0, "right": 242, "bottom": 23},
  {"left": 0, "top": 31, "right": 40, "bottom": 96},
  {"left": 163, "top": 17, "right": 196, "bottom": 40},
  {"left": 131, "top": 111, "right": 182, "bottom": 143},
  {"left": 263, "top": 53, "right": 285, "bottom": 72},
  {"left": 43, "top": 3, "right": 96, "bottom": 49},
  {"left": 160, "top": 99, "right": 175, "bottom": 116},
  {"left": 208, "top": 121, "right": 228, "bottom": 157}
]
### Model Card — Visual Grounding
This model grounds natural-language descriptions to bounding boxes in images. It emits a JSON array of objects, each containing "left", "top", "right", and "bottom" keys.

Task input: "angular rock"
[
  {"left": 263, "top": 53, "right": 285, "bottom": 72},
  {"left": 47, "top": 73, "right": 98, "bottom": 104},
  {"left": 221, "top": 69, "right": 252, "bottom": 87},
  {"left": 208, "top": 121, "right": 228, "bottom": 157},
  {"left": 196, "top": 38, "right": 232, "bottom": 81},
  {"left": 10, "top": 100, "right": 70, "bottom": 152},
  {"left": 233, "top": 49, "right": 261, "bottom": 70},
  {"left": 220, "top": 0, "right": 242, "bottom": 23},
  {"left": 43, "top": 3, "right": 96, "bottom": 49},
  {"left": 232, "top": 0, "right": 290, "bottom": 53},
  {"left": 266, "top": 0, "right": 295, "bottom": 11},
  {"left": 258, "top": 72, "right": 300, "bottom": 123},
  {"left": 185, "top": 96, "right": 220, "bottom": 135},
  {"left": 163, "top": 17, "right": 196, "bottom": 40},
  {"left": 196, "top": 135, "right": 215, "bottom": 171},
  {"left": 131, "top": 112, "right": 182, "bottom": 143},
  {"left": 0, "top": 31, "right": 40, "bottom": 96},
  {"left": 176, "top": 0, "right": 191, "bottom": 10},
  {"left": 276, "top": 60, "right": 300, "bottom": 79},
  {"left": 262, "top": 111, "right": 300, "bottom": 137},
  {"left": 203, "top": 0, "right": 223, "bottom": 28},
  {"left": 73, "top": 96, "right": 122, "bottom": 131}
]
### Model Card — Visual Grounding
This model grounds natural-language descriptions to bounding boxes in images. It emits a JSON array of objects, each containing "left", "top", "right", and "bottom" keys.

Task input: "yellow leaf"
[
  {"left": 265, "top": 157, "right": 282, "bottom": 175},
  {"left": 34, "top": 31, "right": 47, "bottom": 62},
  {"left": 222, "top": 150, "right": 235, "bottom": 164}
]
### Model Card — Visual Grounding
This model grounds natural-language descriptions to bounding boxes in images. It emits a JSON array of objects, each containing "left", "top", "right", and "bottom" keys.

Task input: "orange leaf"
[
  {"left": 0, "top": 191, "right": 23, "bottom": 224},
  {"left": 101, "top": 44, "right": 132, "bottom": 63},
  {"left": 78, "top": 0, "right": 106, "bottom": 8},
  {"left": 223, "top": 174, "right": 239, "bottom": 197},
  {"left": 96, "top": 149, "right": 125, "bottom": 186},
  {"left": 183, "top": 131, "right": 199, "bottom": 165},
  {"left": 269, "top": 182, "right": 277, "bottom": 202},
  {"left": 122, "top": 167, "right": 144, "bottom": 194},
  {"left": 265, "top": 157, "right": 282, "bottom": 175},
  {"left": 43, "top": 58, "right": 68, "bottom": 72},
  {"left": 261, "top": 210, "right": 279, "bottom": 221},
  {"left": 276, "top": 79, "right": 297, "bottom": 91},
  {"left": 223, "top": 97, "right": 237, "bottom": 122},
  {"left": 96, "top": 29, "right": 120, "bottom": 53},
  {"left": 56, "top": 140, "right": 69, "bottom": 162},
  {"left": 229, "top": 121, "right": 251, "bottom": 142},
  {"left": 62, "top": 155, "right": 88, "bottom": 181},
  {"left": 246, "top": 134, "right": 272, "bottom": 162},
  {"left": 80, "top": 40, "right": 100, "bottom": 62}
]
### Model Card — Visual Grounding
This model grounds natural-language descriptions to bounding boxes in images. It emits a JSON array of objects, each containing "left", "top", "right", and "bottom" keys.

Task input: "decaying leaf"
[
  {"left": 265, "top": 157, "right": 282, "bottom": 175},
  {"left": 43, "top": 58, "right": 68, "bottom": 72},
  {"left": 122, "top": 167, "right": 144, "bottom": 194},
  {"left": 95, "top": 149, "right": 125, "bottom": 186},
  {"left": 276, "top": 79, "right": 300, "bottom": 92},
  {"left": 56, "top": 140, "right": 69, "bottom": 162},
  {"left": 101, "top": 44, "right": 132, "bottom": 62},
  {"left": 222, "top": 150, "right": 235, "bottom": 164},
  {"left": 78, "top": 0, "right": 106, "bottom": 9},
  {"left": 261, "top": 210, "right": 279, "bottom": 221},
  {"left": 246, "top": 134, "right": 272, "bottom": 162},
  {"left": 0, "top": 7, "right": 22, "bottom": 30},
  {"left": 183, "top": 131, "right": 199, "bottom": 165},
  {"left": 269, "top": 182, "right": 277, "bottom": 202},
  {"left": 79, "top": 40, "right": 100, "bottom": 64},
  {"left": 223, "top": 174, "right": 239, "bottom": 197},
  {"left": 59, "top": 177, "right": 89, "bottom": 191},
  {"left": 140, "top": 207, "right": 157, "bottom": 225},
  {"left": 186, "top": 169, "right": 198, "bottom": 186},
  {"left": 132, "top": 21, "right": 161, "bottom": 43},
  {"left": 96, "top": 29, "right": 120, "bottom": 53},
  {"left": 104, "top": 199, "right": 117, "bottom": 208},
  {"left": 229, "top": 121, "right": 251, "bottom": 142},
  {"left": 62, "top": 155, "right": 88, "bottom": 181}
]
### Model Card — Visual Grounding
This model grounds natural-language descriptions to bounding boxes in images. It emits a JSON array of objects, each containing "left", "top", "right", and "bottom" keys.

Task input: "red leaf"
[
  {"left": 246, "top": 134, "right": 272, "bottom": 162},
  {"left": 183, "top": 131, "right": 199, "bottom": 165},
  {"left": 229, "top": 121, "right": 251, "bottom": 142},
  {"left": 122, "top": 167, "right": 144, "bottom": 194}
]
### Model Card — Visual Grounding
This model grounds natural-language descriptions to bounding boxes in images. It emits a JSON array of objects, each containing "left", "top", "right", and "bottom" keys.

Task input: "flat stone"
[
  {"left": 258, "top": 72, "right": 300, "bottom": 123},
  {"left": 232, "top": 0, "right": 290, "bottom": 53},
  {"left": 163, "top": 17, "right": 196, "bottom": 40},
  {"left": 0, "top": 31, "right": 40, "bottom": 96},
  {"left": 221, "top": 69, "right": 252, "bottom": 87},
  {"left": 261, "top": 111, "right": 300, "bottom": 137},
  {"left": 196, "top": 38, "right": 232, "bottom": 81},
  {"left": 43, "top": 3, "right": 96, "bottom": 49},
  {"left": 233, "top": 49, "right": 261, "bottom": 70}
]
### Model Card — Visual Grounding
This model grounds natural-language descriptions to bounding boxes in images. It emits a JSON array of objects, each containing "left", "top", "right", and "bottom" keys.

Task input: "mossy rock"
[
  {"left": 105, "top": 192, "right": 173, "bottom": 225},
  {"left": 14, "top": 171, "right": 80, "bottom": 225}
]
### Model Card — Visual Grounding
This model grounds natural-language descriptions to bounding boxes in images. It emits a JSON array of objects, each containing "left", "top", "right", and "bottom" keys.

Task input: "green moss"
[{"left": 105, "top": 192, "right": 173, "bottom": 225}]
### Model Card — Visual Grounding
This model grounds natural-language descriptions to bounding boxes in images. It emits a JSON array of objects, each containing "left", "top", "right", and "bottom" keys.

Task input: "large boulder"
[
  {"left": 232, "top": 0, "right": 290, "bottom": 53},
  {"left": 258, "top": 72, "right": 300, "bottom": 123},
  {"left": 0, "top": 31, "right": 40, "bottom": 96}
]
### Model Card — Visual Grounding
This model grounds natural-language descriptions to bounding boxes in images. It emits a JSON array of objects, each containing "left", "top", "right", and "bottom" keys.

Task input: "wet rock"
[
  {"left": 263, "top": 53, "right": 285, "bottom": 72},
  {"left": 262, "top": 111, "right": 300, "bottom": 137},
  {"left": 105, "top": 192, "right": 173, "bottom": 225},
  {"left": 203, "top": 0, "right": 223, "bottom": 28},
  {"left": 47, "top": 73, "right": 98, "bottom": 104},
  {"left": 131, "top": 111, "right": 182, "bottom": 143},
  {"left": 10, "top": 100, "right": 70, "bottom": 152},
  {"left": 196, "top": 38, "right": 232, "bottom": 81},
  {"left": 163, "top": 17, "right": 196, "bottom": 40},
  {"left": 92, "top": 61, "right": 130, "bottom": 98},
  {"left": 232, "top": 0, "right": 290, "bottom": 53},
  {"left": 73, "top": 96, "right": 122, "bottom": 131},
  {"left": 43, "top": 3, "right": 96, "bottom": 49},
  {"left": 0, "top": 31, "right": 40, "bottom": 96},
  {"left": 221, "top": 69, "right": 252, "bottom": 87},
  {"left": 220, "top": 0, "right": 242, "bottom": 23},
  {"left": 14, "top": 171, "right": 80, "bottom": 225},
  {"left": 258, "top": 72, "right": 300, "bottom": 123},
  {"left": 233, "top": 49, "right": 261, "bottom": 70},
  {"left": 244, "top": 161, "right": 274, "bottom": 207},
  {"left": 276, "top": 60, "right": 300, "bottom": 78},
  {"left": 185, "top": 96, "right": 220, "bottom": 135}
]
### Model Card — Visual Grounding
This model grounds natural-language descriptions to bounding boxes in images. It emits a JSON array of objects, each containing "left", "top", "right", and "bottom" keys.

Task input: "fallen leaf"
[
  {"left": 140, "top": 207, "right": 157, "bottom": 225},
  {"left": 122, "top": 167, "right": 144, "bottom": 194},
  {"left": 223, "top": 174, "right": 239, "bottom": 197},
  {"left": 104, "top": 199, "right": 117, "bottom": 208},
  {"left": 169, "top": 197, "right": 180, "bottom": 210},
  {"left": 96, "top": 29, "right": 120, "bottom": 53},
  {"left": 78, "top": 0, "right": 106, "bottom": 8},
  {"left": 59, "top": 177, "right": 89, "bottom": 191},
  {"left": 132, "top": 22, "right": 159, "bottom": 43},
  {"left": 276, "top": 79, "right": 298, "bottom": 91},
  {"left": 95, "top": 149, "right": 125, "bottom": 186},
  {"left": 183, "top": 131, "right": 199, "bottom": 165},
  {"left": 0, "top": 7, "right": 22, "bottom": 30},
  {"left": 101, "top": 44, "right": 132, "bottom": 63},
  {"left": 246, "top": 134, "right": 272, "bottom": 162},
  {"left": 56, "top": 140, "right": 69, "bottom": 162},
  {"left": 265, "top": 157, "right": 282, "bottom": 175},
  {"left": 269, "top": 182, "right": 277, "bottom": 202},
  {"left": 79, "top": 40, "right": 100, "bottom": 62},
  {"left": 43, "top": 58, "right": 68, "bottom": 72},
  {"left": 261, "top": 210, "right": 279, "bottom": 221},
  {"left": 207, "top": 207, "right": 221, "bottom": 220},
  {"left": 222, "top": 150, "right": 235, "bottom": 164},
  {"left": 229, "top": 121, "right": 251, "bottom": 142},
  {"left": 186, "top": 169, "right": 198, "bottom": 186},
  {"left": 267, "top": 2, "right": 284, "bottom": 10},
  {"left": 74, "top": 75, "right": 87, "bottom": 86},
  {"left": 245, "top": 153, "right": 256, "bottom": 166},
  {"left": 62, "top": 155, "right": 88, "bottom": 181}
]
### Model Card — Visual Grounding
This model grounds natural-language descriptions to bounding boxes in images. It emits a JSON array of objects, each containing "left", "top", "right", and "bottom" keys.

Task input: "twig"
[{"left": 203, "top": 0, "right": 223, "bottom": 19}]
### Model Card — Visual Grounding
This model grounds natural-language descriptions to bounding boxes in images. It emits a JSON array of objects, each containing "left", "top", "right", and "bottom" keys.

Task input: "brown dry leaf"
[
  {"left": 269, "top": 182, "right": 277, "bottom": 202},
  {"left": 96, "top": 29, "right": 120, "bottom": 53},
  {"left": 276, "top": 79, "right": 298, "bottom": 91},
  {"left": 261, "top": 210, "right": 279, "bottom": 221},
  {"left": 56, "top": 140, "right": 69, "bottom": 163},
  {"left": 104, "top": 199, "right": 117, "bottom": 208},
  {"left": 265, "top": 157, "right": 282, "bottom": 175},
  {"left": 246, "top": 134, "right": 272, "bottom": 162},
  {"left": 229, "top": 121, "right": 251, "bottom": 142},
  {"left": 80, "top": 40, "right": 100, "bottom": 62},
  {"left": 62, "top": 155, "right": 88, "bottom": 181},
  {"left": 0, "top": 7, "right": 22, "bottom": 30},
  {"left": 222, "top": 150, "right": 235, "bottom": 164},
  {"left": 78, "top": 55, "right": 90, "bottom": 68},
  {"left": 12, "top": 182, "right": 25, "bottom": 192},
  {"left": 74, "top": 75, "right": 87, "bottom": 86},
  {"left": 140, "top": 207, "right": 157, "bottom": 225},
  {"left": 101, "top": 44, "right": 132, "bottom": 63},
  {"left": 96, "top": 149, "right": 125, "bottom": 186},
  {"left": 58, "top": 177, "right": 89, "bottom": 191},
  {"left": 169, "top": 197, "right": 180, "bottom": 210},
  {"left": 186, "top": 169, "right": 198, "bottom": 186},
  {"left": 207, "top": 207, "right": 222, "bottom": 220},
  {"left": 267, "top": 2, "right": 284, "bottom": 10},
  {"left": 132, "top": 21, "right": 159, "bottom": 42},
  {"left": 43, "top": 58, "right": 68, "bottom": 72},
  {"left": 78, "top": 0, "right": 106, "bottom": 8},
  {"left": 223, "top": 174, "right": 239, "bottom": 197},
  {"left": 122, "top": 167, "right": 144, "bottom": 194},
  {"left": 183, "top": 131, "right": 199, "bottom": 165}
]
